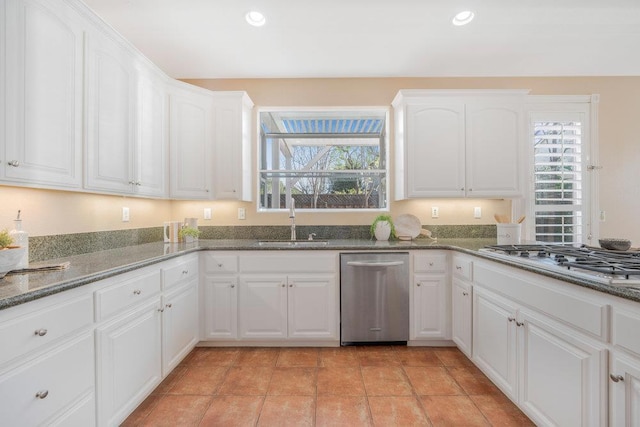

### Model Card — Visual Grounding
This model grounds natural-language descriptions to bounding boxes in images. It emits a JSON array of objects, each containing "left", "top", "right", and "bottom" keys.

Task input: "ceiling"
[{"left": 82, "top": 0, "right": 640, "bottom": 79}]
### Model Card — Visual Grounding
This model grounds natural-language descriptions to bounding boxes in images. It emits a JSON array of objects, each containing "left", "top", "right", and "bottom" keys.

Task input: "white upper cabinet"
[
  {"left": 211, "top": 92, "right": 254, "bottom": 201},
  {"left": 134, "top": 64, "right": 168, "bottom": 197},
  {"left": 3, "top": 0, "right": 85, "bottom": 188},
  {"left": 168, "top": 81, "right": 214, "bottom": 200},
  {"left": 393, "top": 90, "right": 528, "bottom": 199},
  {"left": 85, "top": 26, "right": 138, "bottom": 194}
]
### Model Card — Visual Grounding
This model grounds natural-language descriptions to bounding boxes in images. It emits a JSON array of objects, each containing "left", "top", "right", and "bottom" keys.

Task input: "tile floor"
[{"left": 122, "top": 346, "right": 534, "bottom": 426}]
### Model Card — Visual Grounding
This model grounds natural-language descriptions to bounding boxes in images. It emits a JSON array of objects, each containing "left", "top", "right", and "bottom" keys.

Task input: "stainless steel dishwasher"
[{"left": 340, "top": 252, "right": 410, "bottom": 345}]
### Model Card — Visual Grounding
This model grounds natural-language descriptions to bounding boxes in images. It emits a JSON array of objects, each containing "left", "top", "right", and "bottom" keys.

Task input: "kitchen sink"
[{"left": 257, "top": 240, "right": 329, "bottom": 247}]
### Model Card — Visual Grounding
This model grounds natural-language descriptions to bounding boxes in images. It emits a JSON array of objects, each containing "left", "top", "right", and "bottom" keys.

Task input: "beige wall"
[{"left": 2, "top": 77, "right": 639, "bottom": 243}]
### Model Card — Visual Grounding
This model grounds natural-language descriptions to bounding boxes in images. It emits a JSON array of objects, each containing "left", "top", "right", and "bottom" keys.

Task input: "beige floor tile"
[
  {"left": 140, "top": 394, "right": 212, "bottom": 427},
  {"left": 421, "top": 395, "right": 491, "bottom": 426},
  {"left": 317, "top": 367, "right": 366, "bottom": 396},
  {"left": 361, "top": 366, "right": 413, "bottom": 396},
  {"left": 267, "top": 367, "right": 317, "bottom": 396},
  {"left": 167, "top": 366, "right": 227, "bottom": 395},
  {"left": 258, "top": 396, "right": 315, "bottom": 427},
  {"left": 276, "top": 347, "right": 320, "bottom": 367},
  {"left": 235, "top": 348, "right": 280, "bottom": 366},
  {"left": 470, "top": 394, "right": 536, "bottom": 426},
  {"left": 316, "top": 396, "right": 373, "bottom": 427},
  {"left": 368, "top": 396, "right": 431, "bottom": 426},
  {"left": 217, "top": 366, "right": 274, "bottom": 395},
  {"left": 404, "top": 366, "right": 464, "bottom": 396},
  {"left": 199, "top": 395, "right": 264, "bottom": 426}
]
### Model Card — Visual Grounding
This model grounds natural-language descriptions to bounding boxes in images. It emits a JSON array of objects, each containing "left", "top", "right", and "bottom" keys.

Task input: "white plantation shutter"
[{"left": 531, "top": 112, "right": 588, "bottom": 243}]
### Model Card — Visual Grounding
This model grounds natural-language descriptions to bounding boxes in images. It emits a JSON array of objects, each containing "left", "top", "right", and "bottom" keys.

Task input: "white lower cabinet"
[
  {"left": 161, "top": 279, "right": 199, "bottom": 375},
  {"left": 451, "top": 277, "right": 472, "bottom": 356},
  {"left": 0, "top": 332, "right": 95, "bottom": 426},
  {"left": 95, "top": 298, "right": 162, "bottom": 426},
  {"left": 201, "top": 275, "right": 238, "bottom": 340},
  {"left": 235, "top": 252, "right": 339, "bottom": 342},
  {"left": 609, "top": 352, "right": 640, "bottom": 426},
  {"left": 473, "top": 286, "right": 607, "bottom": 426},
  {"left": 411, "top": 252, "right": 450, "bottom": 341},
  {"left": 238, "top": 274, "right": 337, "bottom": 340}
]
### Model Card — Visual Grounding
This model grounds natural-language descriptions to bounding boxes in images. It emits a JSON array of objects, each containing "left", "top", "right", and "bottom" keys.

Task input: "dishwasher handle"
[{"left": 346, "top": 260, "right": 405, "bottom": 267}]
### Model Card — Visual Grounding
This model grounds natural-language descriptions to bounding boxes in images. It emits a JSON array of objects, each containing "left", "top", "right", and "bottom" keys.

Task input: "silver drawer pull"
[
  {"left": 462, "top": 292, "right": 469, "bottom": 296},
  {"left": 35, "top": 390, "right": 49, "bottom": 399},
  {"left": 347, "top": 261, "right": 404, "bottom": 267},
  {"left": 508, "top": 317, "right": 515, "bottom": 322},
  {"left": 429, "top": 262, "right": 434, "bottom": 266},
  {"left": 610, "top": 374, "right": 624, "bottom": 383},
  {"left": 34, "top": 329, "right": 48, "bottom": 337},
  {"left": 158, "top": 308, "right": 164, "bottom": 313},
  {"left": 165, "top": 303, "right": 172, "bottom": 308},
  {"left": 281, "top": 283, "right": 286, "bottom": 287},
  {"left": 230, "top": 284, "right": 235, "bottom": 288},
  {"left": 133, "top": 289, "right": 142, "bottom": 295},
  {"left": 182, "top": 270, "right": 189, "bottom": 275},
  {"left": 217, "top": 263, "right": 223, "bottom": 267},
  {"left": 8, "top": 160, "right": 20, "bottom": 167},
  {"left": 516, "top": 321, "right": 524, "bottom": 327},
  {"left": 455, "top": 266, "right": 462, "bottom": 270}
]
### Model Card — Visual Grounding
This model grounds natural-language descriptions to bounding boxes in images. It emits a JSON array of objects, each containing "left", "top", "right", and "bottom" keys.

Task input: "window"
[
  {"left": 258, "top": 108, "right": 388, "bottom": 211},
  {"left": 525, "top": 98, "right": 598, "bottom": 244}
]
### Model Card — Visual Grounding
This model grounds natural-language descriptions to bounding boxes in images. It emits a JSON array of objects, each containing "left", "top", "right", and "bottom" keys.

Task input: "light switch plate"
[
  {"left": 204, "top": 208, "right": 212, "bottom": 220},
  {"left": 431, "top": 207, "right": 439, "bottom": 218},
  {"left": 122, "top": 207, "right": 130, "bottom": 222},
  {"left": 238, "top": 208, "right": 246, "bottom": 220},
  {"left": 474, "top": 207, "right": 482, "bottom": 218}
]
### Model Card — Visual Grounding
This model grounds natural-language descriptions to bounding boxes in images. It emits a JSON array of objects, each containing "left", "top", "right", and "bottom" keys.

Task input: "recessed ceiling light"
[
  {"left": 245, "top": 10, "right": 266, "bottom": 27},
  {"left": 452, "top": 10, "right": 475, "bottom": 26}
]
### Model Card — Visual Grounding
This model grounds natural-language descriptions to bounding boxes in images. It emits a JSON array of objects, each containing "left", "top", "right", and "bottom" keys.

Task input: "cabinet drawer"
[
  {"left": 203, "top": 254, "right": 238, "bottom": 274},
  {"left": 414, "top": 253, "right": 447, "bottom": 273},
  {"left": 613, "top": 305, "right": 640, "bottom": 356},
  {"left": 0, "top": 333, "right": 94, "bottom": 427},
  {"left": 95, "top": 269, "right": 161, "bottom": 321},
  {"left": 0, "top": 293, "right": 93, "bottom": 367},
  {"left": 452, "top": 256, "right": 473, "bottom": 281},
  {"left": 162, "top": 256, "right": 198, "bottom": 289}
]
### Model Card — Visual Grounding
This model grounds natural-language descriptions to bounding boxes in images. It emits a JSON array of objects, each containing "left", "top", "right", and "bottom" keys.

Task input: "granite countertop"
[{"left": 1, "top": 237, "right": 639, "bottom": 310}]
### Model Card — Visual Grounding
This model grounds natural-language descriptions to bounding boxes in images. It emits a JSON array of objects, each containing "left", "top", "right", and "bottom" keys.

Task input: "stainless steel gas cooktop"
[{"left": 480, "top": 244, "right": 640, "bottom": 288}]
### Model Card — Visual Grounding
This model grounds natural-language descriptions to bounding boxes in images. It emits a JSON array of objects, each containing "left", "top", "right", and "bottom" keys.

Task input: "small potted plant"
[
  {"left": 179, "top": 226, "right": 201, "bottom": 243},
  {"left": 370, "top": 214, "right": 396, "bottom": 241},
  {"left": 0, "top": 229, "right": 26, "bottom": 278}
]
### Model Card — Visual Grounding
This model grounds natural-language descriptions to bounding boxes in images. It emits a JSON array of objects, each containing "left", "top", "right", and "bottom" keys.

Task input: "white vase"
[{"left": 374, "top": 221, "right": 391, "bottom": 241}]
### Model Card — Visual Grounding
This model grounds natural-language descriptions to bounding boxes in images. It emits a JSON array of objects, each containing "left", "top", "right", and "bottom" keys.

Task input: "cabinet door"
[
  {"left": 162, "top": 280, "right": 198, "bottom": 375},
  {"left": 135, "top": 66, "right": 167, "bottom": 197},
  {"left": 201, "top": 275, "right": 238, "bottom": 340},
  {"left": 405, "top": 103, "right": 465, "bottom": 198},
  {"left": 96, "top": 299, "right": 162, "bottom": 427},
  {"left": 4, "top": 0, "right": 83, "bottom": 188},
  {"left": 610, "top": 352, "right": 640, "bottom": 427},
  {"left": 0, "top": 332, "right": 94, "bottom": 427},
  {"left": 287, "top": 274, "right": 337, "bottom": 339},
  {"left": 238, "top": 275, "right": 287, "bottom": 339},
  {"left": 452, "top": 278, "right": 472, "bottom": 356},
  {"left": 465, "top": 103, "right": 522, "bottom": 197},
  {"left": 518, "top": 309, "right": 607, "bottom": 426},
  {"left": 472, "top": 287, "right": 518, "bottom": 398},
  {"left": 212, "top": 93, "right": 252, "bottom": 201},
  {"left": 168, "top": 84, "right": 213, "bottom": 199},
  {"left": 85, "top": 28, "right": 137, "bottom": 193},
  {"left": 411, "top": 274, "right": 450, "bottom": 340}
]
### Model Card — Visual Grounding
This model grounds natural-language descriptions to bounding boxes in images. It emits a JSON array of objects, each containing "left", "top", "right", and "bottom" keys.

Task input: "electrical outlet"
[
  {"left": 431, "top": 207, "right": 439, "bottom": 218},
  {"left": 204, "top": 208, "right": 212, "bottom": 220},
  {"left": 122, "top": 207, "right": 130, "bottom": 222},
  {"left": 238, "top": 208, "right": 246, "bottom": 220},
  {"left": 474, "top": 207, "right": 482, "bottom": 219}
]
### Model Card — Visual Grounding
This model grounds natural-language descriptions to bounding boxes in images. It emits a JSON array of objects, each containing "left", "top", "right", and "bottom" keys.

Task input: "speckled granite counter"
[{"left": 1, "top": 237, "right": 639, "bottom": 310}]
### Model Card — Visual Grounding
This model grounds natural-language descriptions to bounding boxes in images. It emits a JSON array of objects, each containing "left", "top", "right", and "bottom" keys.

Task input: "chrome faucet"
[{"left": 289, "top": 197, "right": 296, "bottom": 241}]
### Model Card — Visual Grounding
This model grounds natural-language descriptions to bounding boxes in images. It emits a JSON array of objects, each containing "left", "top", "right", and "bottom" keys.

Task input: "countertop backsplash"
[{"left": 29, "top": 225, "right": 497, "bottom": 262}]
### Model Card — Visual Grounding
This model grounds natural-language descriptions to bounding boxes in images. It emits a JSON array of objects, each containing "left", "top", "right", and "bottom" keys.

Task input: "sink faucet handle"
[{"left": 308, "top": 233, "right": 316, "bottom": 241}]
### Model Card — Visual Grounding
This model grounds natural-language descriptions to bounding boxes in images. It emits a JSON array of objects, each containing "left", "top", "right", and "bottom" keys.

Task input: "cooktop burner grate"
[{"left": 483, "top": 244, "right": 640, "bottom": 279}]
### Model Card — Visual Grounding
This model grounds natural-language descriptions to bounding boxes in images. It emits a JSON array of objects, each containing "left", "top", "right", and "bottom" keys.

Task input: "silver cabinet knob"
[
  {"left": 34, "top": 329, "right": 48, "bottom": 336},
  {"left": 7, "top": 160, "right": 20, "bottom": 167},
  {"left": 133, "top": 289, "right": 141, "bottom": 295},
  {"left": 516, "top": 321, "right": 524, "bottom": 327},
  {"left": 416, "top": 283, "right": 421, "bottom": 287},
  {"left": 230, "top": 284, "right": 235, "bottom": 288},
  {"left": 428, "top": 262, "right": 434, "bottom": 266},
  {"left": 508, "top": 317, "right": 516, "bottom": 322},
  {"left": 35, "top": 390, "right": 49, "bottom": 399},
  {"left": 217, "top": 263, "right": 223, "bottom": 267},
  {"left": 182, "top": 270, "right": 189, "bottom": 275},
  {"left": 165, "top": 303, "right": 172, "bottom": 308},
  {"left": 462, "top": 292, "right": 469, "bottom": 296},
  {"left": 158, "top": 308, "right": 164, "bottom": 312},
  {"left": 610, "top": 374, "right": 624, "bottom": 383},
  {"left": 281, "top": 283, "right": 286, "bottom": 287},
  {"left": 460, "top": 187, "right": 464, "bottom": 191},
  {"left": 289, "top": 284, "right": 293, "bottom": 287}
]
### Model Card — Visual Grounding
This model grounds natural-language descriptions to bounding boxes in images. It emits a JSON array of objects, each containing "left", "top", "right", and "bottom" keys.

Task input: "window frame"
[
  {"left": 256, "top": 106, "right": 391, "bottom": 213},
  {"left": 518, "top": 95, "right": 600, "bottom": 244}
]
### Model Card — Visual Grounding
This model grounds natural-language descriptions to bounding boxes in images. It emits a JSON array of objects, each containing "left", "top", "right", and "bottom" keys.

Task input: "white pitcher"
[{"left": 163, "top": 221, "right": 182, "bottom": 243}]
